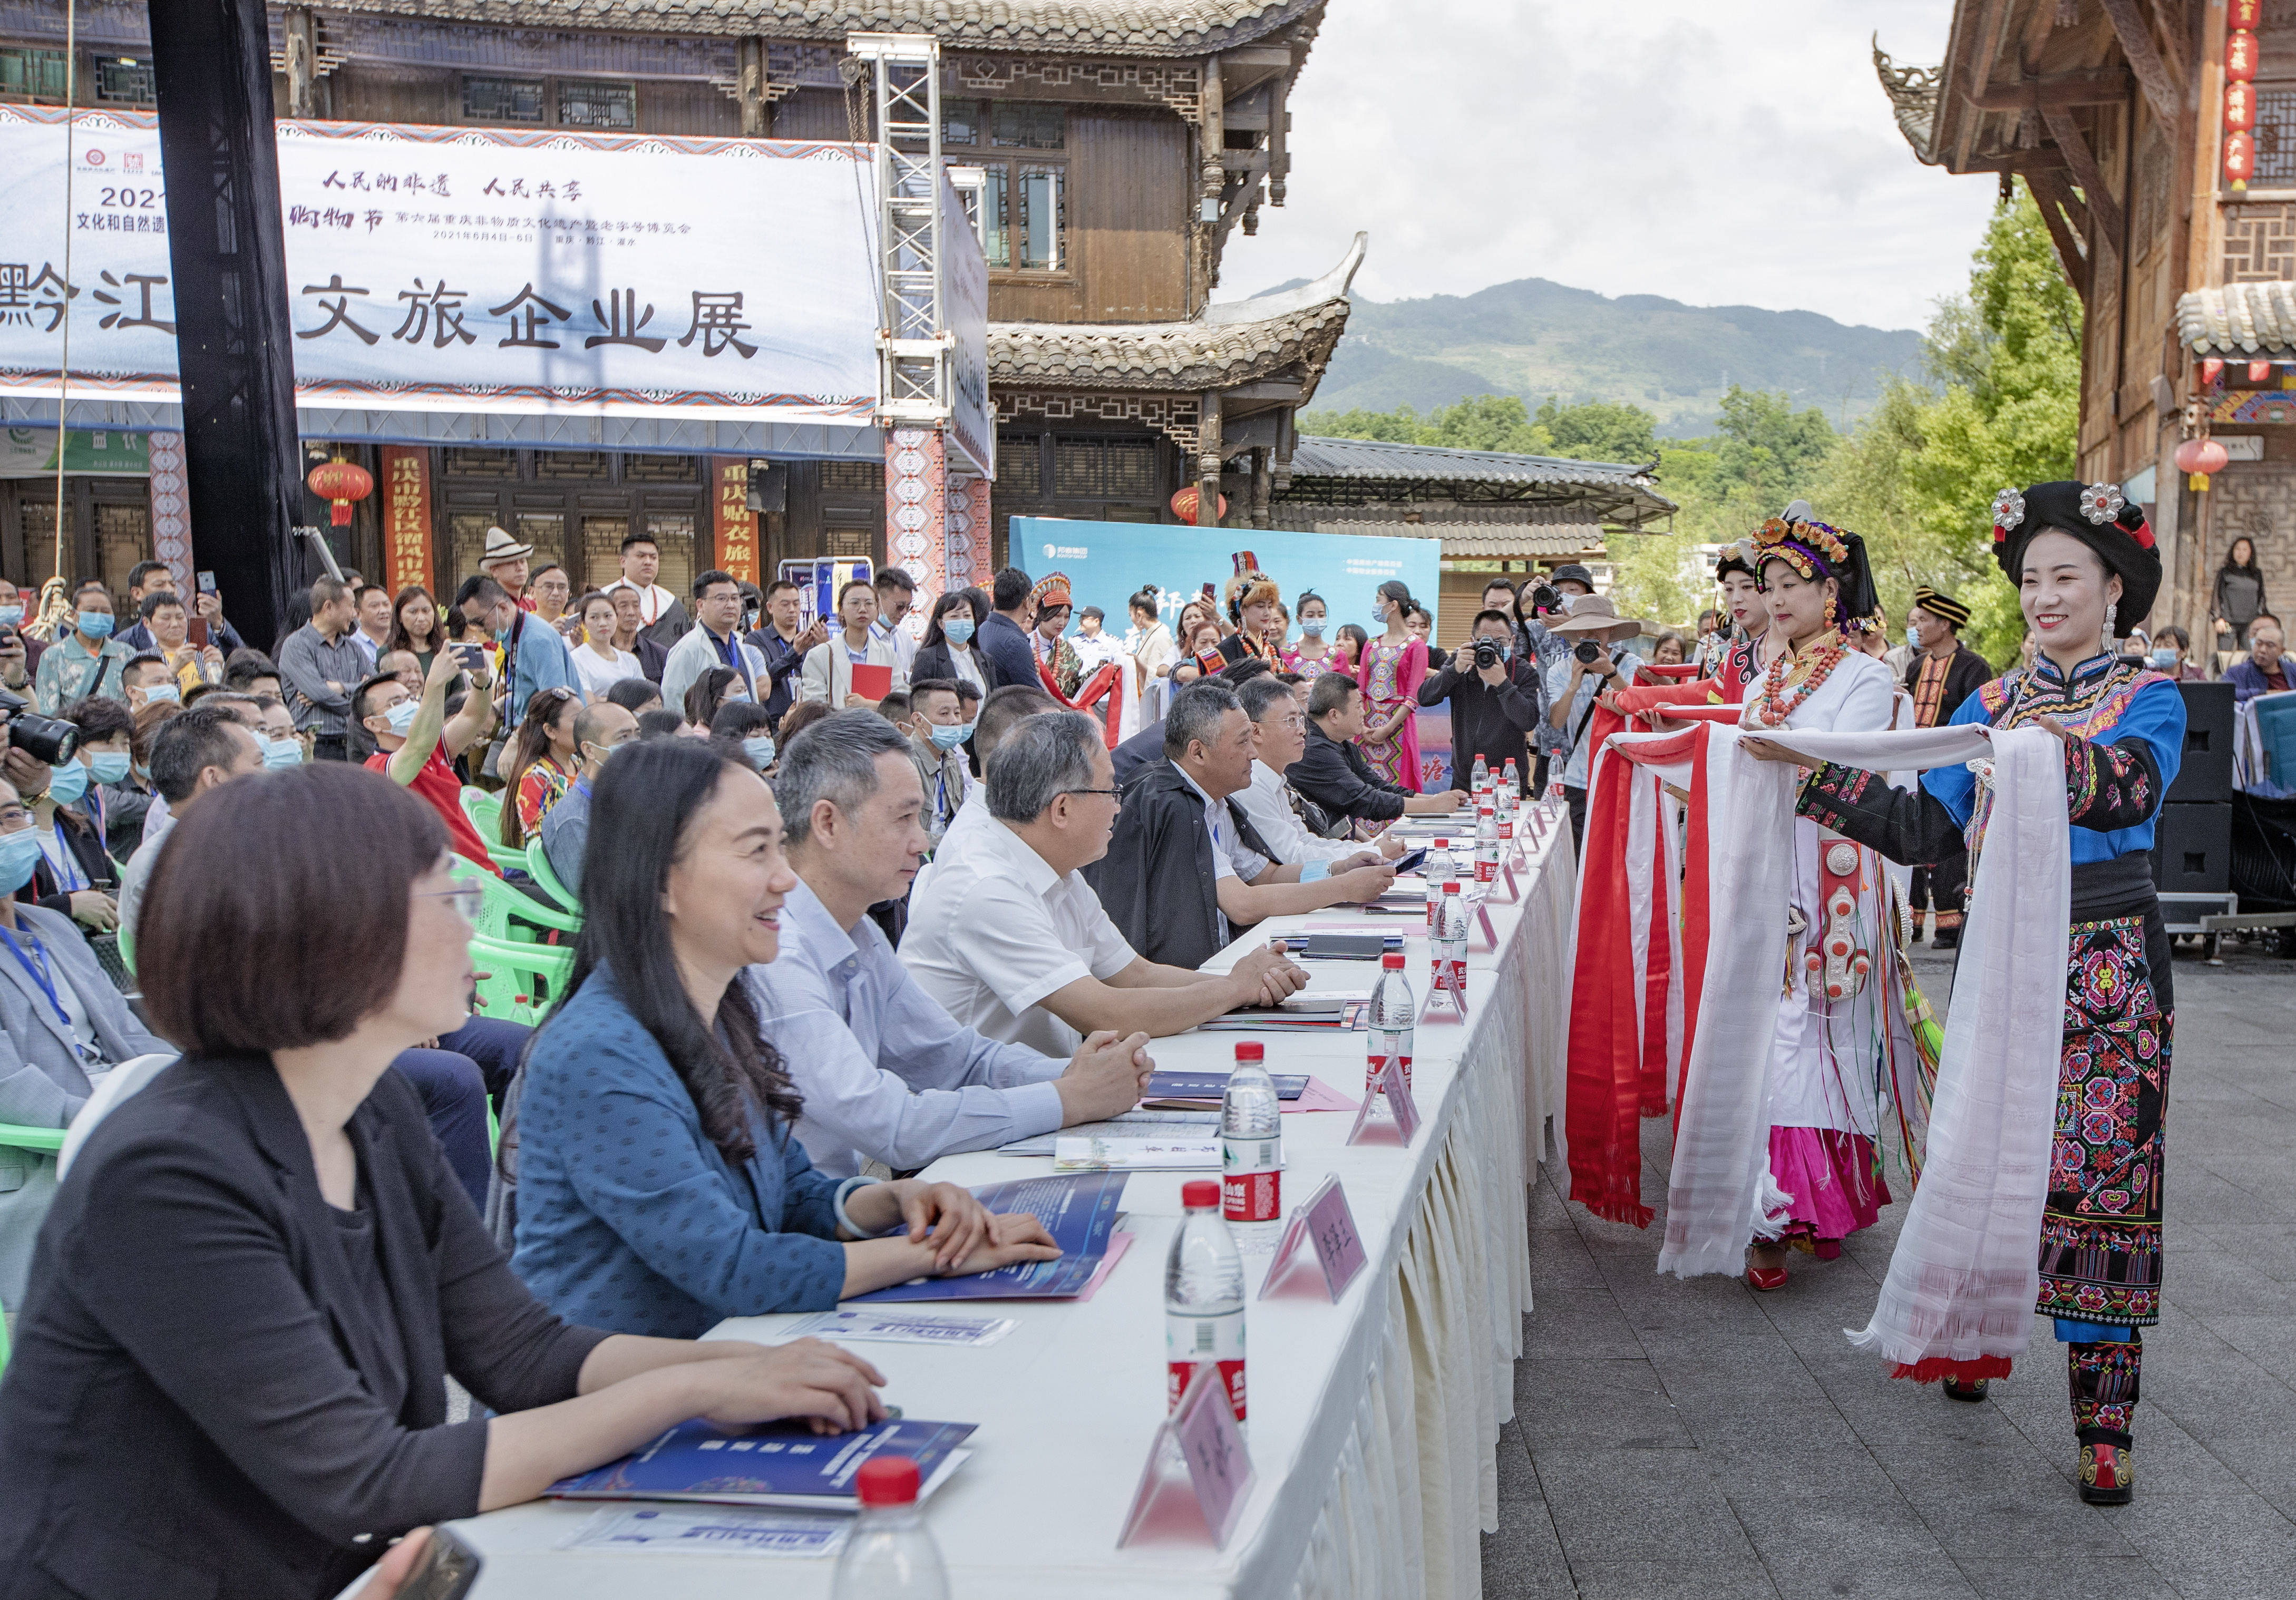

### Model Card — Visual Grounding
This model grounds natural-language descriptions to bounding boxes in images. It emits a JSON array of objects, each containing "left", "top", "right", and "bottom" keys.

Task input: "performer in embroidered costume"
[
  {"left": 1752, "top": 480, "right": 2182, "bottom": 1506},
  {"left": 1901, "top": 585, "right": 1993, "bottom": 949},
  {"left": 1725, "top": 507, "right": 1927, "bottom": 1290},
  {"left": 1355, "top": 579, "right": 1428, "bottom": 791}
]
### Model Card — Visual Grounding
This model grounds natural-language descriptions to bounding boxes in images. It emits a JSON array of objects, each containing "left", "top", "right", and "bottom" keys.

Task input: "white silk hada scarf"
[{"left": 1652, "top": 724, "right": 2068, "bottom": 1380}]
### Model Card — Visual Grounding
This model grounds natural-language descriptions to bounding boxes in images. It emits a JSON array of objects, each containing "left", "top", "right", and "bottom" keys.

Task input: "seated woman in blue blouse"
[{"left": 513, "top": 738, "right": 1059, "bottom": 1339}]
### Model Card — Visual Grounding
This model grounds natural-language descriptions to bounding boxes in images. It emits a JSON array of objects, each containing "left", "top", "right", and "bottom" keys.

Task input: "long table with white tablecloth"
[{"left": 450, "top": 806, "right": 1575, "bottom": 1600}]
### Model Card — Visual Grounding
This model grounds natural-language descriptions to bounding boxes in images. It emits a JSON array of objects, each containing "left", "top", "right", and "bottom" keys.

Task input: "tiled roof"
[
  {"left": 311, "top": 0, "right": 1321, "bottom": 52},
  {"left": 1286, "top": 435, "right": 1662, "bottom": 492},
  {"left": 989, "top": 231, "right": 1363, "bottom": 394},
  {"left": 2177, "top": 284, "right": 2296, "bottom": 355},
  {"left": 1872, "top": 38, "right": 1941, "bottom": 166},
  {"left": 1312, "top": 522, "right": 1610, "bottom": 560}
]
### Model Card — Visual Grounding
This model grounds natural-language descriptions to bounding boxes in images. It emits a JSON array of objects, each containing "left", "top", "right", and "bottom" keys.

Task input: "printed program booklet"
[
  {"left": 849, "top": 1169, "right": 1125, "bottom": 1303},
  {"left": 547, "top": 1416, "right": 976, "bottom": 1510}
]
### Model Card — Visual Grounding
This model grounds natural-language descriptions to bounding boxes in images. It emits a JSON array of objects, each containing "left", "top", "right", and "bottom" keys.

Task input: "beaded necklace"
[{"left": 1755, "top": 635, "right": 1847, "bottom": 727}]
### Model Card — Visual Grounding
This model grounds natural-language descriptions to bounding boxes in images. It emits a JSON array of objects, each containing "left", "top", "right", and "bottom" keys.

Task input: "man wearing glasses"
[
  {"left": 1414, "top": 608, "right": 1545, "bottom": 796},
  {"left": 1229, "top": 674, "right": 1407, "bottom": 870}
]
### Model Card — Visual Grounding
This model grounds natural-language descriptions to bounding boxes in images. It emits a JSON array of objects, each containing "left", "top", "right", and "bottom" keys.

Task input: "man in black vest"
[{"left": 1086, "top": 681, "right": 1397, "bottom": 971}]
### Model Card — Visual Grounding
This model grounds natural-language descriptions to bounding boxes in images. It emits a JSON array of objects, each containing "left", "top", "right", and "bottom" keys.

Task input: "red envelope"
[{"left": 850, "top": 661, "right": 893, "bottom": 701}]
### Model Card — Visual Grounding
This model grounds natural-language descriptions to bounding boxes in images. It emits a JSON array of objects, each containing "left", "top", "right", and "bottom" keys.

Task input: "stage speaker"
[
  {"left": 2152, "top": 802, "right": 2232, "bottom": 895},
  {"left": 2166, "top": 682, "right": 2235, "bottom": 803}
]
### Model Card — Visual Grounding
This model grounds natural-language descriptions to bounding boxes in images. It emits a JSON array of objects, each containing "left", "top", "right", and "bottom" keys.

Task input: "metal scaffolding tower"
[{"left": 849, "top": 32, "right": 950, "bottom": 427}]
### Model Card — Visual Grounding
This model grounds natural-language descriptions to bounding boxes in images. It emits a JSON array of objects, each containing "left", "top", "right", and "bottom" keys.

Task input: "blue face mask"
[
  {"left": 383, "top": 697, "right": 422, "bottom": 737},
  {"left": 2151, "top": 647, "right": 2178, "bottom": 670},
  {"left": 0, "top": 829, "right": 43, "bottom": 894},
  {"left": 929, "top": 720, "right": 973, "bottom": 751},
  {"left": 1904, "top": 627, "right": 1920, "bottom": 651},
  {"left": 76, "top": 610, "right": 113, "bottom": 640},
  {"left": 141, "top": 682, "right": 180, "bottom": 706},
  {"left": 260, "top": 735, "right": 305, "bottom": 769},
  {"left": 86, "top": 751, "right": 131, "bottom": 785},
  {"left": 942, "top": 616, "right": 975, "bottom": 646},
  {"left": 743, "top": 735, "right": 776, "bottom": 769},
  {"left": 45, "top": 758, "right": 88, "bottom": 806},
  {"left": 0, "top": 607, "right": 21, "bottom": 629},
  {"left": 1299, "top": 618, "right": 1325, "bottom": 637}
]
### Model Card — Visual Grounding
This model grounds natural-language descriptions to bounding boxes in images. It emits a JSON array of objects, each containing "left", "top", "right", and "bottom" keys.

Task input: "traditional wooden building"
[
  {"left": 0, "top": 0, "right": 1338, "bottom": 593},
  {"left": 1876, "top": 0, "right": 2296, "bottom": 643}
]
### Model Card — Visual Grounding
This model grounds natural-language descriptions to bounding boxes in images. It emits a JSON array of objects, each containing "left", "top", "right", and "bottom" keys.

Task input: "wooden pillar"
[
  {"left": 1197, "top": 54, "right": 1224, "bottom": 297},
  {"left": 1268, "top": 65, "right": 1290, "bottom": 207},
  {"left": 1198, "top": 390, "right": 1223, "bottom": 529},
  {"left": 737, "top": 37, "right": 770, "bottom": 137},
  {"left": 1249, "top": 446, "right": 1271, "bottom": 530}
]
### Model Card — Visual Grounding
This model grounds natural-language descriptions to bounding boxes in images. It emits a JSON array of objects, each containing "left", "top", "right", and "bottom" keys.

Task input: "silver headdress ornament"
[
  {"left": 2078, "top": 482, "right": 2126, "bottom": 525},
  {"left": 1780, "top": 499, "right": 1816, "bottom": 523},
  {"left": 1990, "top": 487, "right": 2026, "bottom": 532}
]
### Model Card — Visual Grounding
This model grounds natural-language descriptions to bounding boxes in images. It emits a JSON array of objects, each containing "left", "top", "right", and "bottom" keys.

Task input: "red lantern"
[
  {"left": 2227, "top": 130, "right": 2256, "bottom": 190},
  {"left": 2227, "top": 30, "right": 2260, "bottom": 83},
  {"left": 2231, "top": 0, "right": 2264, "bottom": 32},
  {"left": 1168, "top": 486, "right": 1229, "bottom": 526},
  {"left": 2202, "top": 356, "right": 2226, "bottom": 386},
  {"left": 2253, "top": 359, "right": 2276, "bottom": 384},
  {"left": 306, "top": 458, "right": 375, "bottom": 527},
  {"left": 2226, "top": 80, "right": 2259, "bottom": 134},
  {"left": 2175, "top": 436, "right": 2231, "bottom": 491}
]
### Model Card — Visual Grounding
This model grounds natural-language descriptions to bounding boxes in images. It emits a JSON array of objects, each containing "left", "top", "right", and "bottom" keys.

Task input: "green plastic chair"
[
  {"left": 116, "top": 922, "right": 135, "bottom": 978},
  {"left": 521, "top": 841, "right": 581, "bottom": 919},
  {"left": 0, "top": 1121, "right": 63, "bottom": 1374},
  {"left": 469, "top": 933, "right": 577, "bottom": 1027}
]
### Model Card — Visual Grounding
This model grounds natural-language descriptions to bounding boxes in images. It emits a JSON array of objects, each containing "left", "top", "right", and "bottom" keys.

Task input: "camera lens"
[
  {"left": 1574, "top": 640, "right": 1602, "bottom": 664},
  {"left": 1531, "top": 584, "right": 1562, "bottom": 614},
  {"left": 6, "top": 711, "right": 79, "bottom": 766}
]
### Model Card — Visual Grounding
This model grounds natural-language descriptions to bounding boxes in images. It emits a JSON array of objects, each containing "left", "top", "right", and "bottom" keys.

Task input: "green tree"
[
  {"left": 1534, "top": 397, "right": 1658, "bottom": 463},
  {"left": 1295, "top": 404, "right": 1426, "bottom": 443}
]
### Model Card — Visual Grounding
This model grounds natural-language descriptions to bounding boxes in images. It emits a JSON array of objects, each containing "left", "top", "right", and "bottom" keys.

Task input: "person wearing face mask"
[
  {"left": 33, "top": 580, "right": 133, "bottom": 714},
  {"left": 0, "top": 581, "right": 45, "bottom": 679},
  {"left": 0, "top": 773, "right": 171, "bottom": 1306},
  {"left": 60, "top": 695, "right": 151, "bottom": 859},
  {"left": 540, "top": 699, "right": 639, "bottom": 899},
  {"left": 358, "top": 650, "right": 502, "bottom": 875},
  {"left": 120, "top": 654, "right": 182, "bottom": 714},
  {"left": 901, "top": 678, "right": 974, "bottom": 847},
  {"left": 8, "top": 721, "right": 123, "bottom": 943},
  {"left": 707, "top": 701, "right": 781, "bottom": 773},
  {"left": 2146, "top": 625, "right": 2208, "bottom": 683},
  {"left": 252, "top": 695, "right": 310, "bottom": 769},
  {"left": 1416, "top": 608, "right": 1545, "bottom": 795}
]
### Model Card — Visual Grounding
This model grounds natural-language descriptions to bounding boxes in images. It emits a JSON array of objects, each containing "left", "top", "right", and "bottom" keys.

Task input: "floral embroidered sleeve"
[
  {"left": 1793, "top": 761, "right": 1967, "bottom": 866},
  {"left": 2062, "top": 736, "right": 2162, "bottom": 832}
]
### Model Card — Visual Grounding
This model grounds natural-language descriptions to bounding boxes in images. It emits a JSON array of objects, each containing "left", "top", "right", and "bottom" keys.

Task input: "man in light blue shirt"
[
  {"left": 1541, "top": 594, "right": 1644, "bottom": 853},
  {"left": 456, "top": 573, "right": 576, "bottom": 720},
  {"left": 755, "top": 710, "right": 1154, "bottom": 1178}
]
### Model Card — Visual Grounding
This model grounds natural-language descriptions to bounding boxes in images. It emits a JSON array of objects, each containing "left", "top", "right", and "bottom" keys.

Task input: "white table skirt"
[{"left": 449, "top": 810, "right": 1575, "bottom": 1600}]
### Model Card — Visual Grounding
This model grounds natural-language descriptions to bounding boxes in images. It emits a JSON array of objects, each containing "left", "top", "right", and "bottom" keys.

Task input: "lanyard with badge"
[{"left": 0, "top": 923, "right": 93, "bottom": 1060}]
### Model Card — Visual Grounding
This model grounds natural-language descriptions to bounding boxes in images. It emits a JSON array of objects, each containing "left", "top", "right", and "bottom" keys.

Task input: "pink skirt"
[{"left": 1767, "top": 1127, "right": 1889, "bottom": 1258}]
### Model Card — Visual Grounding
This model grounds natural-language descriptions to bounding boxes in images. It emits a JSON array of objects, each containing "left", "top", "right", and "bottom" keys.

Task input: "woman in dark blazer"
[
  {"left": 909, "top": 586, "right": 991, "bottom": 692},
  {"left": 0, "top": 763, "right": 888, "bottom": 1600}
]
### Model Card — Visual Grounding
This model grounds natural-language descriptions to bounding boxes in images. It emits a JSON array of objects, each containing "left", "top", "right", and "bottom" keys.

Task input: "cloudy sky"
[{"left": 1214, "top": 0, "right": 2001, "bottom": 335}]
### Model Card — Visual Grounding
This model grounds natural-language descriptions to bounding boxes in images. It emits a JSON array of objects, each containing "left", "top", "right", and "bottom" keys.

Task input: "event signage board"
[
  {"left": 0, "top": 107, "right": 881, "bottom": 427},
  {"left": 1008, "top": 516, "right": 1444, "bottom": 640},
  {"left": 0, "top": 426, "right": 147, "bottom": 477},
  {"left": 378, "top": 444, "right": 432, "bottom": 595},
  {"left": 941, "top": 168, "right": 993, "bottom": 480}
]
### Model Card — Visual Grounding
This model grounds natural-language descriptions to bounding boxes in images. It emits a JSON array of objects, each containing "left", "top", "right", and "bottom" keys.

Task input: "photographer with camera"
[
  {"left": 0, "top": 689, "right": 119, "bottom": 939},
  {"left": 1542, "top": 596, "right": 1646, "bottom": 856},
  {"left": 1417, "top": 609, "right": 1544, "bottom": 794}
]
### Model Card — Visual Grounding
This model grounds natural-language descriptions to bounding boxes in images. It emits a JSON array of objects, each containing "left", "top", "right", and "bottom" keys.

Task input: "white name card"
[{"left": 1259, "top": 1174, "right": 1368, "bottom": 1303}]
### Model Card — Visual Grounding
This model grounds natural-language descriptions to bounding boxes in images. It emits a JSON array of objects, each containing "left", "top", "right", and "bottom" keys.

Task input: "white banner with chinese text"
[{"left": 0, "top": 108, "right": 881, "bottom": 428}]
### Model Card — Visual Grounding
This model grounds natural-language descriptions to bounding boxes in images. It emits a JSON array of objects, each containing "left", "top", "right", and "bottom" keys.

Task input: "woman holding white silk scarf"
[{"left": 1744, "top": 479, "right": 2184, "bottom": 1507}]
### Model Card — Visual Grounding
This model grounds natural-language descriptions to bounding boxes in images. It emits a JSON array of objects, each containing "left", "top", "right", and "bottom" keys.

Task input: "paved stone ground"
[{"left": 1485, "top": 937, "right": 2296, "bottom": 1599}]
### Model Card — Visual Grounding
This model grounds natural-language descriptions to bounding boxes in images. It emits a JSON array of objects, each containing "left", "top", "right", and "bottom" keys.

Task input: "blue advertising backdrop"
[{"left": 1007, "top": 517, "right": 1444, "bottom": 638}]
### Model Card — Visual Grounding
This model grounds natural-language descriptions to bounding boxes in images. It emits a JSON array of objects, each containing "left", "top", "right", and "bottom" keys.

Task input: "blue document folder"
[
  {"left": 849, "top": 1169, "right": 1126, "bottom": 1303},
  {"left": 547, "top": 1416, "right": 976, "bottom": 1509}
]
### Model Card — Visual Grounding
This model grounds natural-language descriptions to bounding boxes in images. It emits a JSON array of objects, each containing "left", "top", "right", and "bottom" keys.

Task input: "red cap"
[
  {"left": 1382, "top": 951, "right": 1406, "bottom": 969},
  {"left": 1182, "top": 1178, "right": 1221, "bottom": 1209},
  {"left": 855, "top": 1455, "right": 920, "bottom": 1506},
  {"left": 1443, "top": 881, "right": 1461, "bottom": 893},
  {"left": 1233, "top": 1041, "right": 1264, "bottom": 1063},
  {"left": 1434, "top": 837, "right": 1448, "bottom": 846},
  {"left": 1478, "top": 804, "right": 1494, "bottom": 814}
]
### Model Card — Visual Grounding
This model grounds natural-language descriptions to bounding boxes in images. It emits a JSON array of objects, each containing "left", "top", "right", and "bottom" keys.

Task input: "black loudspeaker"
[
  {"left": 2152, "top": 802, "right": 2233, "bottom": 894},
  {"left": 2166, "top": 682, "right": 2235, "bottom": 803}
]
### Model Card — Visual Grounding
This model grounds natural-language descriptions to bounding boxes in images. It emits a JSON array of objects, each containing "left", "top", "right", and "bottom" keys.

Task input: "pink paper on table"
[
  {"left": 1075, "top": 1231, "right": 1134, "bottom": 1303},
  {"left": 1283, "top": 1075, "right": 1359, "bottom": 1114}
]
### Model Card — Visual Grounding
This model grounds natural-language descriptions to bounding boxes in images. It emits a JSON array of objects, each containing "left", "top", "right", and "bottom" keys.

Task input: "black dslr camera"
[
  {"left": 1528, "top": 583, "right": 1562, "bottom": 616},
  {"left": 0, "top": 687, "right": 79, "bottom": 765},
  {"left": 1573, "top": 640, "right": 1604, "bottom": 664},
  {"left": 1472, "top": 636, "right": 1505, "bottom": 671}
]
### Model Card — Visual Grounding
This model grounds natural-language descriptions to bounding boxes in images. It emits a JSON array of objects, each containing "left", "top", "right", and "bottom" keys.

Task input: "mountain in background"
[{"left": 1264, "top": 276, "right": 1926, "bottom": 438}]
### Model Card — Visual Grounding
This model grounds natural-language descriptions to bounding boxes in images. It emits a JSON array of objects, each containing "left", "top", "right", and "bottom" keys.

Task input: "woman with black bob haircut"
[
  {"left": 511, "top": 738, "right": 1057, "bottom": 1339},
  {"left": 0, "top": 763, "right": 889, "bottom": 1600}
]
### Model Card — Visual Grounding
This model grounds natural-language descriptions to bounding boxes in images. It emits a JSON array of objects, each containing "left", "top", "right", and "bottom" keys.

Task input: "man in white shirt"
[
  {"left": 1070, "top": 607, "right": 1126, "bottom": 673},
  {"left": 903, "top": 710, "right": 1307, "bottom": 1057},
  {"left": 868, "top": 567, "right": 918, "bottom": 679},
  {"left": 1229, "top": 674, "right": 1403, "bottom": 870},
  {"left": 601, "top": 530, "right": 690, "bottom": 646},
  {"left": 755, "top": 712, "right": 1153, "bottom": 1177}
]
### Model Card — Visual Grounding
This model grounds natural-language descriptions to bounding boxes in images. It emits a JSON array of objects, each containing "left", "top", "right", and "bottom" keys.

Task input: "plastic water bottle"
[
  {"left": 1500, "top": 759, "right": 1520, "bottom": 814},
  {"left": 830, "top": 1456, "right": 950, "bottom": 1600},
  {"left": 1166, "top": 1177, "right": 1247, "bottom": 1425},
  {"left": 1367, "top": 950, "right": 1415, "bottom": 1092},
  {"left": 1432, "top": 882, "right": 1468, "bottom": 998},
  {"left": 1423, "top": 837, "right": 1453, "bottom": 929},
  {"left": 1221, "top": 1043, "right": 1281, "bottom": 1242},
  {"left": 1475, "top": 805, "right": 1500, "bottom": 883},
  {"left": 1471, "top": 753, "right": 1488, "bottom": 795}
]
